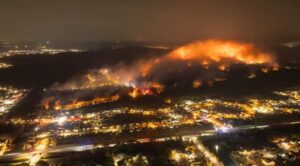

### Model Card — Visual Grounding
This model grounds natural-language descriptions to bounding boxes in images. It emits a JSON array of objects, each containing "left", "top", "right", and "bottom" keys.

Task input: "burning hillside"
[
  {"left": 168, "top": 40, "right": 275, "bottom": 66},
  {"left": 55, "top": 39, "right": 276, "bottom": 89},
  {"left": 41, "top": 94, "right": 120, "bottom": 111},
  {"left": 42, "top": 39, "right": 278, "bottom": 110}
]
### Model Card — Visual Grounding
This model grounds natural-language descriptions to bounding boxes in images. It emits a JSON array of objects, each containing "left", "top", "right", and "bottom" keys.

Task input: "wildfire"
[
  {"left": 168, "top": 39, "right": 275, "bottom": 66},
  {"left": 128, "top": 88, "right": 139, "bottom": 98},
  {"left": 192, "top": 79, "right": 202, "bottom": 88},
  {"left": 50, "top": 39, "right": 277, "bottom": 98},
  {"left": 128, "top": 82, "right": 164, "bottom": 98},
  {"left": 42, "top": 94, "right": 120, "bottom": 110},
  {"left": 134, "top": 39, "right": 276, "bottom": 87}
]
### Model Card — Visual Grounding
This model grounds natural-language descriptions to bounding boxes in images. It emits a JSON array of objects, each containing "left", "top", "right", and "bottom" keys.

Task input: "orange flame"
[
  {"left": 43, "top": 94, "right": 120, "bottom": 111},
  {"left": 52, "top": 39, "right": 277, "bottom": 94},
  {"left": 192, "top": 80, "right": 202, "bottom": 88},
  {"left": 167, "top": 39, "right": 275, "bottom": 66},
  {"left": 128, "top": 82, "right": 164, "bottom": 98},
  {"left": 60, "top": 95, "right": 120, "bottom": 110}
]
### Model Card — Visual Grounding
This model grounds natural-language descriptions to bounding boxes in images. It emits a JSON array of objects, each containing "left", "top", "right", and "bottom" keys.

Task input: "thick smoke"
[
  {"left": 42, "top": 39, "right": 277, "bottom": 110},
  {"left": 54, "top": 39, "right": 276, "bottom": 91}
]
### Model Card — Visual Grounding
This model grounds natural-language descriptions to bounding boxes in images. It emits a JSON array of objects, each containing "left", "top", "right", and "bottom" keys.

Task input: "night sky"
[{"left": 0, "top": 0, "right": 300, "bottom": 42}]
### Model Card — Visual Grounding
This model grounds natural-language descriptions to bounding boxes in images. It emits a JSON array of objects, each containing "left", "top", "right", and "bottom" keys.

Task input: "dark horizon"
[{"left": 1, "top": 0, "right": 300, "bottom": 43}]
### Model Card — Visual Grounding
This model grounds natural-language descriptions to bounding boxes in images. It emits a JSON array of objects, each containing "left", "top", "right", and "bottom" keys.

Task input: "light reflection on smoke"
[{"left": 42, "top": 39, "right": 278, "bottom": 109}]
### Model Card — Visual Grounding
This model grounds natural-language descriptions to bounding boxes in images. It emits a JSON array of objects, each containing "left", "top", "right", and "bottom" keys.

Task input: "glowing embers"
[
  {"left": 53, "top": 68, "right": 125, "bottom": 90},
  {"left": 192, "top": 80, "right": 202, "bottom": 88},
  {"left": 42, "top": 94, "right": 120, "bottom": 111},
  {"left": 128, "top": 82, "right": 164, "bottom": 98},
  {"left": 0, "top": 86, "right": 27, "bottom": 116},
  {"left": 41, "top": 82, "right": 164, "bottom": 111}
]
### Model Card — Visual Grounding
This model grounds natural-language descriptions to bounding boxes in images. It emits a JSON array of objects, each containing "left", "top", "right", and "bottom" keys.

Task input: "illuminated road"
[{"left": 1, "top": 120, "right": 300, "bottom": 164}]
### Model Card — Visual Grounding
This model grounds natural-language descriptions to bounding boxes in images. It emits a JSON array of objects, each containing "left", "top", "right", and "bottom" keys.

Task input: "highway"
[{"left": 0, "top": 120, "right": 300, "bottom": 165}]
